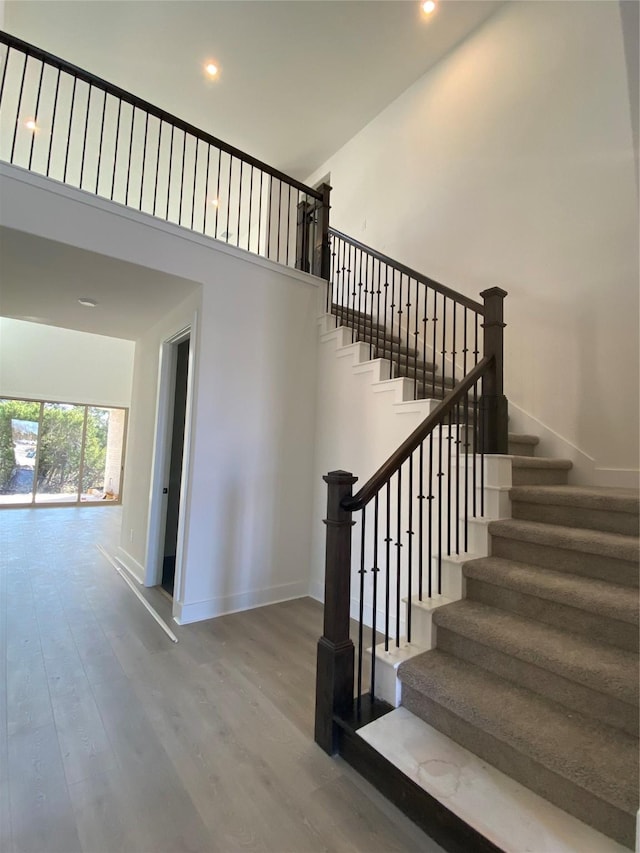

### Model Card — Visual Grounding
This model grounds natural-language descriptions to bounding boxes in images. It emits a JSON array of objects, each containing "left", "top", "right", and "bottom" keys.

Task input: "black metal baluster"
[
  {"left": 431, "top": 290, "right": 438, "bottom": 399},
  {"left": 375, "top": 260, "right": 382, "bottom": 359},
  {"left": 463, "top": 307, "right": 469, "bottom": 378},
  {"left": 214, "top": 148, "right": 222, "bottom": 237},
  {"left": 10, "top": 52, "right": 28, "bottom": 164},
  {"left": 441, "top": 297, "right": 447, "bottom": 401},
  {"left": 28, "top": 60, "right": 45, "bottom": 171},
  {"left": 178, "top": 129, "right": 187, "bottom": 225},
  {"left": 456, "top": 400, "right": 461, "bottom": 555},
  {"left": 152, "top": 119, "right": 163, "bottom": 216},
  {"left": 472, "top": 376, "right": 478, "bottom": 517},
  {"left": 276, "top": 179, "right": 282, "bottom": 261},
  {"left": 418, "top": 441, "right": 424, "bottom": 601},
  {"left": 190, "top": 137, "right": 199, "bottom": 230},
  {"left": 46, "top": 68, "right": 61, "bottom": 178},
  {"left": 139, "top": 111, "right": 149, "bottom": 209},
  {"left": 428, "top": 432, "right": 434, "bottom": 598},
  {"left": 124, "top": 104, "right": 135, "bottom": 204},
  {"left": 258, "top": 170, "right": 263, "bottom": 250},
  {"left": 406, "top": 452, "right": 413, "bottom": 643},
  {"left": 110, "top": 97, "right": 122, "bottom": 200},
  {"left": 447, "top": 410, "right": 452, "bottom": 557},
  {"left": 266, "top": 175, "right": 273, "bottom": 259},
  {"left": 202, "top": 144, "right": 211, "bottom": 233},
  {"left": 395, "top": 468, "right": 402, "bottom": 647},
  {"left": 236, "top": 161, "right": 243, "bottom": 248},
  {"left": 78, "top": 82, "right": 92, "bottom": 187},
  {"left": 480, "top": 378, "right": 485, "bottom": 517},
  {"left": 422, "top": 286, "right": 428, "bottom": 396},
  {"left": 357, "top": 249, "right": 364, "bottom": 353},
  {"left": 285, "top": 185, "right": 291, "bottom": 265},
  {"left": 396, "top": 273, "right": 403, "bottom": 382},
  {"left": 382, "top": 264, "right": 390, "bottom": 368},
  {"left": 225, "top": 153, "right": 233, "bottom": 241},
  {"left": 475, "top": 312, "right": 480, "bottom": 367},
  {"left": 164, "top": 124, "right": 174, "bottom": 218},
  {"left": 384, "top": 480, "right": 391, "bottom": 651},
  {"left": 370, "top": 494, "right": 379, "bottom": 700},
  {"left": 437, "top": 421, "right": 443, "bottom": 594},
  {"left": 247, "top": 165, "right": 254, "bottom": 251},
  {"left": 0, "top": 45, "right": 11, "bottom": 112},
  {"left": 357, "top": 506, "right": 367, "bottom": 714},
  {"left": 464, "top": 390, "right": 470, "bottom": 551},
  {"left": 405, "top": 275, "right": 412, "bottom": 391},
  {"left": 94, "top": 92, "right": 108, "bottom": 195},
  {"left": 389, "top": 269, "right": 397, "bottom": 378},
  {"left": 63, "top": 76, "right": 79, "bottom": 183},
  {"left": 413, "top": 278, "right": 419, "bottom": 399}
]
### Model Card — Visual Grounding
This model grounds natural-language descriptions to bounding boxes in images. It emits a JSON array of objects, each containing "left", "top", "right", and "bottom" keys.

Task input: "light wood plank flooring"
[{"left": 0, "top": 506, "right": 442, "bottom": 853}]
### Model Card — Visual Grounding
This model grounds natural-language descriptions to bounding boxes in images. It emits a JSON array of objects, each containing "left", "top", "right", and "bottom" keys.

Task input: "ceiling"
[
  {"left": 3, "top": 0, "right": 503, "bottom": 180},
  {"left": 1, "top": 0, "right": 503, "bottom": 340},
  {"left": 0, "top": 227, "right": 201, "bottom": 339}
]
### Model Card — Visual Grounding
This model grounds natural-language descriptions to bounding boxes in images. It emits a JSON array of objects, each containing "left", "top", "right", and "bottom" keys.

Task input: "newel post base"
[{"left": 314, "top": 469, "right": 357, "bottom": 755}]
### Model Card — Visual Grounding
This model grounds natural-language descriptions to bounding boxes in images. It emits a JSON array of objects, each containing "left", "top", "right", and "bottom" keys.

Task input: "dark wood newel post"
[
  {"left": 315, "top": 469, "right": 357, "bottom": 755},
  {"left": 480, "top": 287, "right": 508, "bottom": 454},
  {"left": 313, "top": 182, "right": 332, "bottom": 281},
  {"left": 295, "top": 200, "right": 313, "bottom": 273}
]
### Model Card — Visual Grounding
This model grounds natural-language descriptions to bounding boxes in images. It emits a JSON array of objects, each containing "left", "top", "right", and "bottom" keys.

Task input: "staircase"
[
  {"left": 330, "top": 303, "right": 457, "bottom": 399},
  {"left": 398, "top": 457, "right": 639, "bottom": 848},
  {"left": 328, "top": 303, "right": 639, "bottom": 849}
]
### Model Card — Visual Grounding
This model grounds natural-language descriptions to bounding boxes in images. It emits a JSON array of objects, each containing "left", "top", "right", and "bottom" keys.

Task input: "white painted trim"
[
  {"left": 115, "top": 546, "right": 145, "bottom": 584},
  {"left": 0, "top": 163, "right": 323, "bottom": 291},
  {"left": 144, "top": 316, "right": 197, "bottom": 603},
  {"left": 172, "top": 581, "right": 309, "bottom": 625},
  {"left": 309, "top": 579, "right": 324, "bottom": 602},
  {"left": 172, "top": 316, "right": 197, "bottom": 611}
]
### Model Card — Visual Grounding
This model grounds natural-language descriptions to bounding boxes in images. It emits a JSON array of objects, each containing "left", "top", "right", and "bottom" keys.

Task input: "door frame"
[{"left": 144, "top": 315, "right": 197, "bottom": 609}]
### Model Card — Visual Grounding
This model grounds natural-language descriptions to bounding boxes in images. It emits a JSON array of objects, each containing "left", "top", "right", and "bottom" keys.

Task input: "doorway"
[{"left": 161, "top": 337, "right": 190, "bottom": 595}]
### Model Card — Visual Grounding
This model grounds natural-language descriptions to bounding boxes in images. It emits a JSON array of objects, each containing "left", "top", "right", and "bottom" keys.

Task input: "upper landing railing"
[{"left": 0, "top": 31, "right": 330, "bottom": 277}]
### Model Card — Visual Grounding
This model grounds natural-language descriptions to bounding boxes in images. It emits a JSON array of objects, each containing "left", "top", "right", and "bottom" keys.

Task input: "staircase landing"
[{"left": 358, "top": 707, "right": 631, "bottom": 853}]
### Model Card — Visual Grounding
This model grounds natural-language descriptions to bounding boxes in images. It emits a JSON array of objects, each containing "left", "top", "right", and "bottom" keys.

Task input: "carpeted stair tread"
[
  {"left": 511, "top": 456, "right": 573, "bottom": 469},
  {"left": 397, "top": 650, "right": 639, "bottom": 816},
  {"left": 508, "top": 432, "right": 539, "bottom": 446},
  {"left": 432, "top": 599, "right": 638, "bottom": 706},
  {"left": 510, "top": 484, "right": 640, "bottom": 514},
  {"left": 463, "top": 556, "right": 639, "bottom": 627},
  {"left": 488, "top": 518, "right": 639, "bottom": 563}
]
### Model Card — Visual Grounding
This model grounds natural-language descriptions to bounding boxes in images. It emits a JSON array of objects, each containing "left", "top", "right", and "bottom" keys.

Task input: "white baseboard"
[
  {"left": 309, "top": 579, "right": 324, "bottom": 602},
  {"left": 115, "top": 547, "right": 145, "bottom": 584},
  {"left": 173, "top": 580, "right": 310, "bottom": 625},
  {"left": 592, "top": 468, "right": 640, "bottom": 489}
]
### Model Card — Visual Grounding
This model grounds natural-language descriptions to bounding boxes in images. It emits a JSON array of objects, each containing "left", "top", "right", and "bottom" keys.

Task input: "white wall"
[
  {"left": 0, "top": 317, "right": 134, "bottom": 406},
  {"left": 310, "top": 325, "right": 442, "bottom": 609},
  {"left": 307, "top": 0, "right": 639, "bottom": 486},
  {"left": 0, "top": 165, "right": 320, "bottom": 623}
]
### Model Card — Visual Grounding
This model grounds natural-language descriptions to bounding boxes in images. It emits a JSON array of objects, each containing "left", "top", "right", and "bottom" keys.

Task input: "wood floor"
[{"left": 0, "top": 507, "right": 442, "bottom": 853}]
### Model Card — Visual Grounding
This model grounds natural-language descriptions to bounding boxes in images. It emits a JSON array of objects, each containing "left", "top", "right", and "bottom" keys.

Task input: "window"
[{"left": 0, "top": 398, "right": 127, "bottom": 507}]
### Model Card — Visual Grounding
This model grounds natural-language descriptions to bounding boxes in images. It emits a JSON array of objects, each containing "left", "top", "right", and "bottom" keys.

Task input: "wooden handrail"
[
  {"left": 342, "top": 356, "right": 493, "bottom": 512},
  {"left": 329, "top": 227, "right": 484, "bottom": 313}
]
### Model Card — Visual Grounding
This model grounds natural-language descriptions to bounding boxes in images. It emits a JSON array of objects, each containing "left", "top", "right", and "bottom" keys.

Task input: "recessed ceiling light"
[
  {"left": 205, "top": 62, "right": 219, "bottom": 78},
  {"left": 25, "top": 118, "right": 39, "bottom": 131},
  {"left": 422, "top": 0, "right": 436, "bottom": 14},
  {"left": 209, "top": 198, "right": 219, "bottom": 207},
  {"left": 78, "top": 297, "right": 98, "bottom": 308}
]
